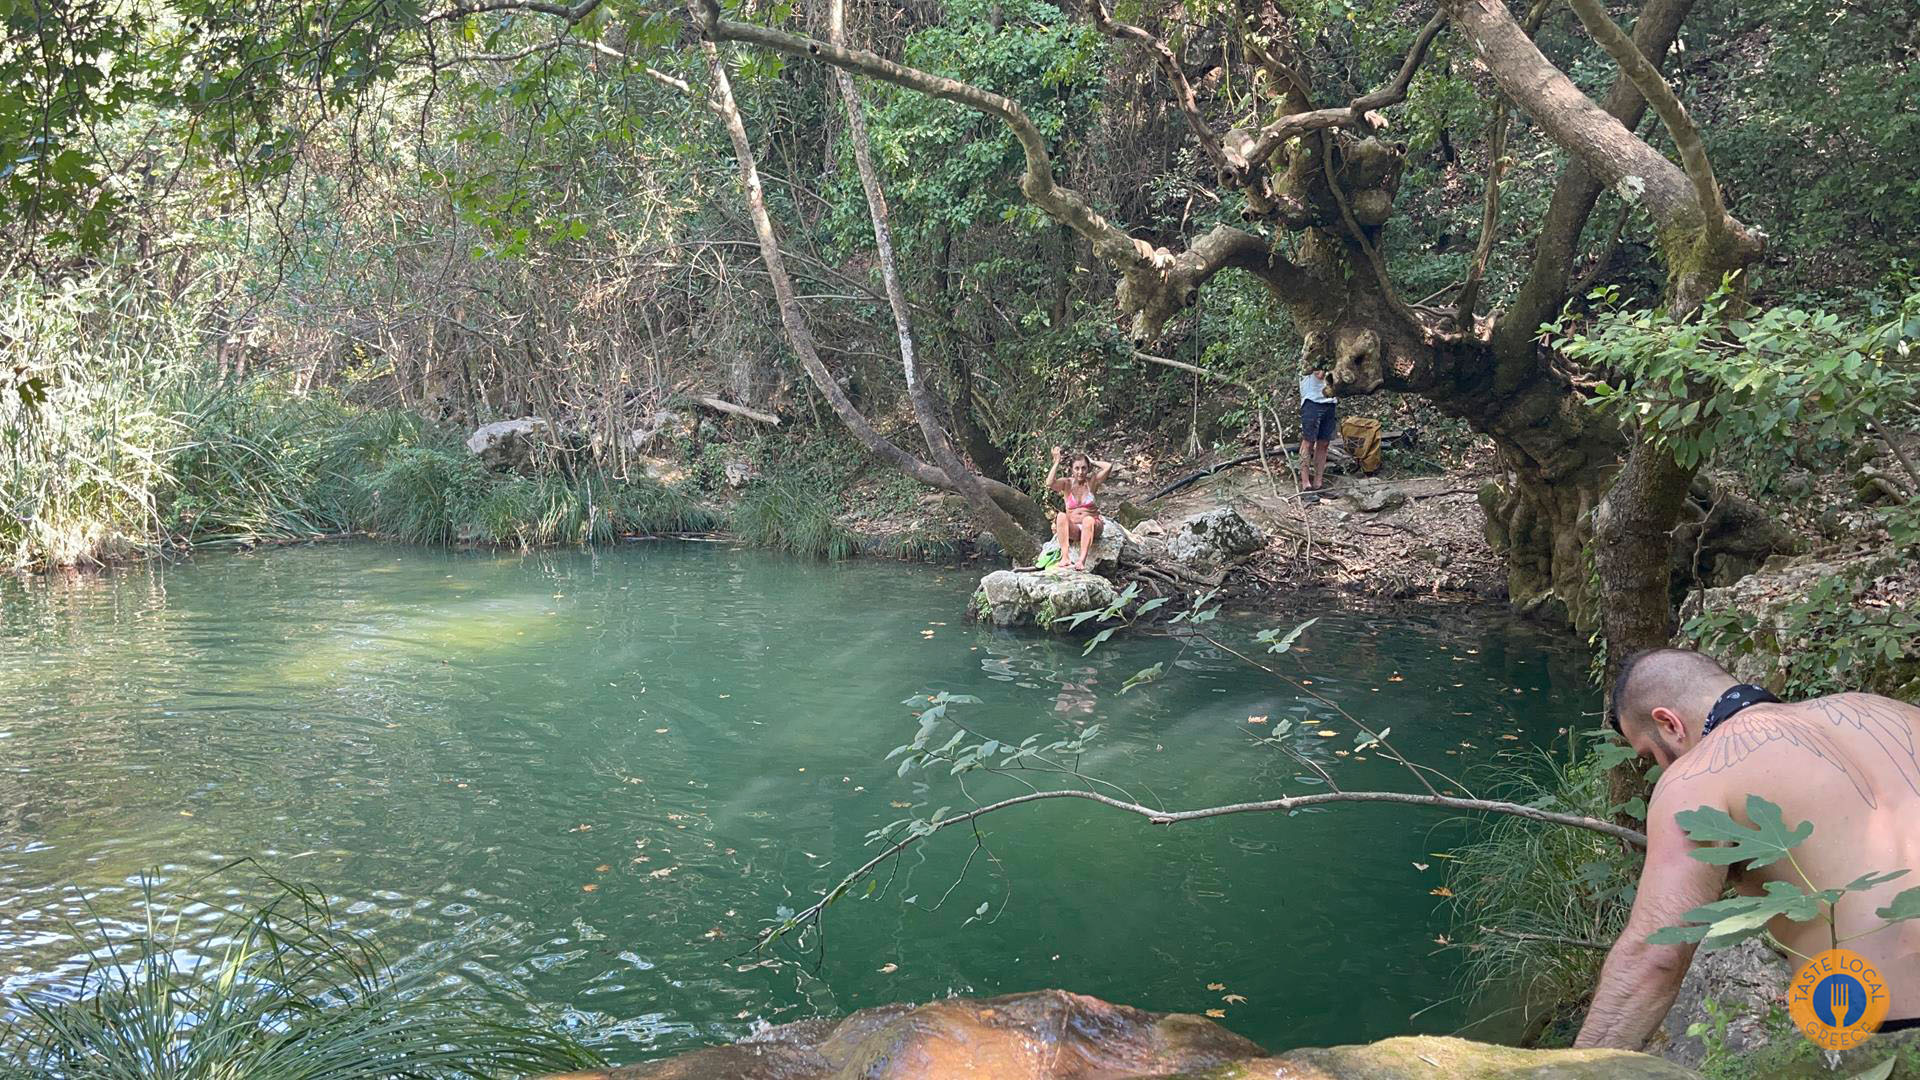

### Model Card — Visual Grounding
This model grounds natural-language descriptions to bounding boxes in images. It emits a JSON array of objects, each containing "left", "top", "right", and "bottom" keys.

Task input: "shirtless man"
[{"left": 1578, "top": 648, "right": 1920, "bottom": 1048}]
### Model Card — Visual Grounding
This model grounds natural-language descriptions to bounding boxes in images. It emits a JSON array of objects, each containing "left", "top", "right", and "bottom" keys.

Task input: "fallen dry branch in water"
[{"left": 759, "top": 786, "right": 1646, "bottom": 950}]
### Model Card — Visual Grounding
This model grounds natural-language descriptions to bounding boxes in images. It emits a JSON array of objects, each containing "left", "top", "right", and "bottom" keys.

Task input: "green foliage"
[
  {"left": 0, "top": 269, "right": 715, "bottom": 566},
  {"left": 1652, "top": 796, "right": 1920, "bottom": 954},
  {"left": 357, "top": 449, "right": 716, "bottom": 547},
  {"left": 166, "top": 384, "right": 419, "bottom": 546},
  {"left": 1682, "top": 570, "right": 1920, "bottom": 700},
  {"left": 1671, "top": 795, "right": 1813, "bottom": 870},
  {"left": 0, "top": 875, "right": 596, "bottom": 1079},
  {"left": 1694, "top": 0, "right": 1920, "bottom": 288},
  {"left": 1255, "top": 617, "right": 1317, "bottom": 654},
  {"left": 1, "top": 275, "right": 187, "bottom": 567},
  {"left": 0, "top": 0, "right": 146, "bottom": 253},
  {"left": 883, "top": 689, "right": 1103, "bottom": 788},
  {"left": 1567, "top": 283, "right": 1920, "bottom": 478}
]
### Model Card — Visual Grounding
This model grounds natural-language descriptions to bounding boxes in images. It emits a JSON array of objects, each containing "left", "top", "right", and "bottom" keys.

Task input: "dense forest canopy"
[{"left": 4, "top": 0, "right": 1918, "bottom": 655}]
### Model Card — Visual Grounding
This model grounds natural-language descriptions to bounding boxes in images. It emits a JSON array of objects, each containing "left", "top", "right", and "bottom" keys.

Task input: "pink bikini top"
[{"left": 1065, "top": 487, "right": 1096, "bottom": 511}]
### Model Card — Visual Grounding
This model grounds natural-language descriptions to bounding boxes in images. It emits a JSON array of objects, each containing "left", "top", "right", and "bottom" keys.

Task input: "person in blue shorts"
[{"left": 1298, "top": 367, "right": 1337, "bottom": 492}]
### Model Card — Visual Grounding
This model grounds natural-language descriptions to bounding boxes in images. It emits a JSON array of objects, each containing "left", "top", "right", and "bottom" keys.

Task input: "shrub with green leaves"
[
  {"left": 1563, "top": 282, "right": 1920, "bottom": 489},
  {"left": 1683, "top": 571, "right": 1920, "bottom": 701}
]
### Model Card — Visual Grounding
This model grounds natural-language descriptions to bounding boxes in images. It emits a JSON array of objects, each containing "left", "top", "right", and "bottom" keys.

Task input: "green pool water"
[{"left": 0, "top": 543, "right": 1596, "bottom": 1065}]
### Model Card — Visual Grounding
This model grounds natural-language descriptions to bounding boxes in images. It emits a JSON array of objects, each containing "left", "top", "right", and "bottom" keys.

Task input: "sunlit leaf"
[{"left": 1673, "top": 796, "right": 1811, "bottom": 868}]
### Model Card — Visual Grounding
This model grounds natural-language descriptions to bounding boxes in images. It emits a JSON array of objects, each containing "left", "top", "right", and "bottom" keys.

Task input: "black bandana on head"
[{"left": 1701, "top": 683, "right": 1782, "bottom": 737}]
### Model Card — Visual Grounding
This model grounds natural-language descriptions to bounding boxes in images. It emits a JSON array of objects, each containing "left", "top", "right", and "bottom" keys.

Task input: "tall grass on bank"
[
  {"left": 3, "top": 274, "right": 717, "bottom": 569},
  {"left": 167, "top": 385, "right": 423, "bottom": 549},
  {"left": 2, "top": 275, "right": 194, "bottom": 568},
  {"left": 0, "top": 876, "right": 597, "bottom": 1079},
  {"left": 1445, "top": 748, "right": 1636, "bottom": 1035},
  {"left": 355, "top": 448, "right": 719, "bottom": 547},
  {"left": 731, "top": 473, "right": 855, "bottom": 559}
]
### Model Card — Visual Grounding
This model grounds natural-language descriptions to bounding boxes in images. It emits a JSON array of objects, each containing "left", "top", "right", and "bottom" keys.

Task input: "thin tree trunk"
[
  {"left": 699, "top": 40, "right": 1046, "bottom": 536},
  {"left": 827, "top": 0, "right": 1038, "bottom": 563}
]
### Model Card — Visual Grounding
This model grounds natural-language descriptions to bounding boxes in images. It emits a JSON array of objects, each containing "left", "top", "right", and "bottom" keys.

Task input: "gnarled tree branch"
[
  {"left": 1491, "top": 0, "right": 1696, "bottom": 372},
  {"left": 692, "top": 0, "right": 1149, "bottom": 274},
  {"left": 1563, "top": 0, "right": 1726, "bottom": 241},
  {"left": 1239, "top": 11, "right": 1446, "bottom": 175},
  {"left": 1446, "top": 0, "right": 1699, "bottom": 231},
  {"left": 692, "top": 0, "right": 1321, "bottom": 344},
  {"left": 1083, "top": 1, "right": 1228, "bottom": 174}
]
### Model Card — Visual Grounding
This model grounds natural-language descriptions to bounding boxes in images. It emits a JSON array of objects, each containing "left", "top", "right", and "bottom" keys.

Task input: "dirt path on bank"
[
  {"left": 846, "top": 436, "right": 1511, "bottom": 612},
  {"left": 1097, "top": 443, "right": 1508, "bottom": 608}
]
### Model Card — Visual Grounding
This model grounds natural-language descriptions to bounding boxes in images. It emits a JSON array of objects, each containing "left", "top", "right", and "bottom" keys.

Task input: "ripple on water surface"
[{"left": 0, "top": 543, "right": 1595, "bottom": 1061}]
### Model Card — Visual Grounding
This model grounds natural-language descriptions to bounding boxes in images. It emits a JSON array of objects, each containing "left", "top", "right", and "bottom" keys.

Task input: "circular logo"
[{"left": 1789, "top": 949, "right": 1890, "bottom": 1052}]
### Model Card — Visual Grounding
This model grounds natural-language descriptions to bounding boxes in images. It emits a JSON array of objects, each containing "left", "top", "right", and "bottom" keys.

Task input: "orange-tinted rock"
[
  {"left": 547, "top": 989, "right": 1261, "bottom": 1079},
  {"left": 545, "top": 992, "right": 1701, "bottom": 1080}
]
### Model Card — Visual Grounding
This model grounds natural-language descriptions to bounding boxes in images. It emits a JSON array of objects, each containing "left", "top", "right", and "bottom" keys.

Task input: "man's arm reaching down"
[{"left": 1575, "top": 781, "right": 1728, "bottom": 1049}]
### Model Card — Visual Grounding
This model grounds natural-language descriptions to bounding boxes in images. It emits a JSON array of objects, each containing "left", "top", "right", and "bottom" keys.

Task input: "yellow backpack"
[{"left": 1339, "top": 416, "right": 1383, "bottom": 474}]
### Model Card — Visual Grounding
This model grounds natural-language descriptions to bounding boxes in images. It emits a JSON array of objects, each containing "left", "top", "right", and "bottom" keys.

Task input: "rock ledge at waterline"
[
  {"left": 544, "top": 989, "right": 1699, "bottom": 1079},
  {"left": 971, "top": 508, "right": 1269, "bottom": 629}
]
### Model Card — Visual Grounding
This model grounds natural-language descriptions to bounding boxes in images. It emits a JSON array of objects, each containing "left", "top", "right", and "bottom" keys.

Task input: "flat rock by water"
[{"left": 1037, "top": 518, "right": 1137, "bottom": 575}]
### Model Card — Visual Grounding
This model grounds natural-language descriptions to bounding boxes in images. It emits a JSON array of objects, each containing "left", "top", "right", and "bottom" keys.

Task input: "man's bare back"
[
  {"left": 1581, "top": 649, "right": 1920, "bottom": 1051},
  {"left": 1658, "top": 692, "right": 1920, "bottom": 1016}
]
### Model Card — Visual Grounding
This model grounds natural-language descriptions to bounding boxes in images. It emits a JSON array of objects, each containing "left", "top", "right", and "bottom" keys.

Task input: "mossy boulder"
[
  {"left": 975, "top": 568, "right": 1119, "bottom": 629},
  {"left": 1164, "top": 507, "right": 1264, "bottom": 570}
]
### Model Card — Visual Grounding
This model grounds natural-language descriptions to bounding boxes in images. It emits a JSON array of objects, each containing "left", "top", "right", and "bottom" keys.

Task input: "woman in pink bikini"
[{"left": 1044, "top": 445, "right": 1114, "bottom": 571}]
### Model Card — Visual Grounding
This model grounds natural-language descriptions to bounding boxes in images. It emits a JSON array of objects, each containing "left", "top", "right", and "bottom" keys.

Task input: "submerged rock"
[
  {"left": 543, "top": 991, "right": 1699, "bottom": 1080},
  {"left": 1165, "top": 507, "right": 1264, "bottom": 569},
  {"left": 545, "top": 989, "right": 1259, "bottom": 1080},
  {"left": 465, "top": 417, "right": 547, "bottom": 472},
  {"left": 1266, "top": 1035, "right": 1701, "bottom": 1078},
  {"left": 975, "top": 568, "right": 1119, "bottom": 629}
]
